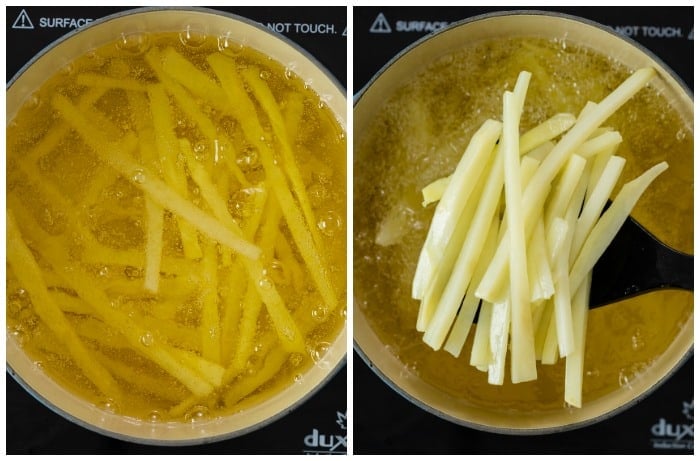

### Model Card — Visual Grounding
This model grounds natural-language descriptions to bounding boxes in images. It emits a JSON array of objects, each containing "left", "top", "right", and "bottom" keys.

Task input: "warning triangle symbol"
[
  {"left": 370, "top": 12, "right": 391, "bottom": 34},
  {"left": 12, "top": 9, "right": 34, "bottom": 30}
]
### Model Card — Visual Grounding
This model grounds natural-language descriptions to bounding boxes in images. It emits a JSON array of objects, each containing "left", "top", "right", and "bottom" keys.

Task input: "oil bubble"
[
  {"left": 293, "top": 374, "right": 304, "bottom": 383},
  {"left": 217, "top": 33, "right": 245, "bottom": 56},
  {"left": 310, "top": 342, "right": 332, "bottom": 369},
  {"left": 179, "top": 25, "right": 207, "bottom": 48},
  {"left": 185, "top": 405, "right": 209, "bottom": 423},
  {"left": 148, "top": 410, "right": 162, "bottom": 423},
  {"left": 259, "top": 69, "right": 272, "bottom": 80},
  {"left": 99, "top": 398, "right": 118, "bottom": 413},
  {"left": 116, "top": 32, "right": 150, "bottom": 55},
  {"left": 311, "top": 305, "right": 329, "bottom": 322},
  {"left": 317, "top": 210, "right": 342, "bottom": 237},
  {"left": 132, "top": 169, "right": 146, "bottom": 184},
  {"left": 140, "top": 331, "right": 154, "bottom": 347}
]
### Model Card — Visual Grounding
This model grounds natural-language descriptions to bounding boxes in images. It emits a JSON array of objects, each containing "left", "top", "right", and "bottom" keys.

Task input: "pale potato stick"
[
  {"left": 524, "top": 141, "right": 554, "bottom": 163},
  {"left": 519, "top": 112, "right": 576, "bottom": 154},
  {"left": 571, "top": 156, "right": 626, "bottom": 263},
  {"left": 208, "top": 53, "right": 337, "bottom": 309},
  {"left": 166, "top": 346, "right": 225, "bottom": 387},
  {"left": 411, "top": 119, "right": 502, "bottom": 300},
  {"left": 159, "top": 46, "right": 229, "bottom": 113},
  {"left": 469, "top": 301, "right": 494, "bottom": 368},
  {"left": 421, "top": 176, "right": 451, "bottom": 207},
  {"left": 7, "top": 211, "right": 122, "bottom": 399},
  {"left": 200, "top": 239, "right": 222, "bottom": 364},
  {"left": 72, "top": 316, "right": 131, "bottom": 350},
  {"left": 24, "top": 87, "right": 107, "bottom": 166},
  {"left": 241, "top": 65, "right": 324, "bottom": 250},
  {"left": 181, "top": 138, "right": 304, "bottom": 355},
  {"left": 530, "top": 300, "right": 546, "bottom": 335},
  {"left": 50, "top": 290, "right": 95, "bottom": 315},
  {"left": 144, "top": 197, "right": 164, "bottom": 293},
  {"left": 145, "top": 48, "right": 248, "bottom": 186},
  {"left": 503, "top": 75, "right": 538, "bottom": 384},
  {"left": 94, "top": 350, "right": 190, "bottom": 403},
  {"left": 475, "top": 183, "right": 551, "bottom": 305},
  {"left": 416, "top": 153, "right": 492, "bottom": 331},
  {"left": 540, "top": 309, "right": 559, "bottom": 365},
  {"left": 576, "top": 131, "right": 623, "bottom": 158},
  {"left": 231, "top": 195, "right": 283, "bottom": 374},
  {"left": 51, "top": 93, "right": 261, "bottom": 261},
  {"left": 443, "top": 215, "right": 499, "bottom": 357},
  {"left": 569, "top": 161, "right": 668, "bottom": 293},
  {"left": 224, "top": 347, "right": 289, "bottom": 407},
  {"left": 79, "top": 249, "right": 198, "bottom": 278},
  {"left": 282, "top": 90, "right": 305, "bottom": 143},
  {"left": 487, "top": 298, "right": 511, "bottom": 385},
  {"left": 543, "top": 154, "right": 587, "bottom": 233},
  {"left": 126, "top": 90, "right": 152, "bottom": 132},
  {"left": 148, "top": 84, "right": 203, "bottom": 260},
  {"left": 13, "top": 195, "right": 215, "bottom": 397},
  {"left": 219, "top": 262, "right": 248, "bottom": 364},
  {"left": 476, "top": 68, "right": 656, "bottom": 302},
  {"left": 534, "top": 300, "right": 554, "bottom": 361},
  {"left": 100, "top": 277, "right": 196, "bottom": 299},
  {"left": 586, "top": 146, "right": 617, "bottom": 202},
  {"left": 528, "top": 218, "right": 555, "bottom": 303},
  {"left": 553, "top": 166, "right": 589, "bottom": 358},
  {"left": 565, "top": 273, "right": 592, "bottom": 407},
  {"left": 275, "top": 232, "right": 305, "bottom": 293},
  {"left": 78, "top": 164, "right": 120, "bottom": 208},
  {"left": 76, "top": 73, "right": 148, "bottom": 92},
  {"left": 423, "top": 148, "right": 503, "bottom": 349}
]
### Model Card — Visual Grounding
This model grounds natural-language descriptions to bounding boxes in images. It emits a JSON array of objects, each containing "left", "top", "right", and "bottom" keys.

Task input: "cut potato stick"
[
  {"left": 519, "top": 112, "right": 576, "bottom": 154},
  {"left": 534, "top": 300, "right": 554, "bottom": 361},
  {"left": 179, "top": 138, "right": 304, "bottom": 356},
  {"left": 565, "top": 273, "right": 592, "bottom": 407},
  {"left": 543, "top": 154, "right": 587, "bottom": 232},
  {"left": 502, "top": 72, "right": 537, "bottom": 384},
  {"left": 476, "top": 68, "right": 656, "bottom": 302},
  {"left": 487, "top": 298, "right": 511, "bottom": 385},
  {"left": 231, "top": 197, "right": 282, "bottom": 374},
  {"left": 208, "top": 53, "right": 337, "bottom": 310},
  {"left": 443, "top": 215, "right": 499, "bottom": 357},
  {"left": 412, "top": 119, "right": 503, "bottom": 300},
  {"left": 94, "top": 350, "right": 190, "bottom": 403},
  {"left": 200, "top": 240, "right": 221, "bottom": 364},
  {"left": 421, "top": 176, "right": 451, "bottom": 207},
  {"left": 524, "top": 140, "right": 554, "bottom": 163},
  {"left": 219, "top": 262, "right": 248, "bottom": 364},
  {"left": 469, "top": 300, "right": 494, "bottom": 368},
  {"left": 76, "top": 73, "right": 148, "bottom": 92},
  {"left": 570, "top": 155, "right": 626, "bottom": 263},
  {"left": 417, "top": 151, "right": 493, "bottom": 331},
  {"left": 528, "top": 218, "right": 555, "bottom": 302},
  {"left": 50, "top": 290, "right": 95, "bottom": 316},
  {"left": 148, "top": 84, "right": 203, "bottom": 259},
  {"left": 569, "top": 161, "right": 668, "bottom": 293},
  {"left": 423, "top": 146, "right": 503, "bottom": 349},
  {"left": 7, "top": 211, "right": 122, "bottom": 399},
  {"left": 23, "top": 87, "right": 107, "bottom": 166},
  {"left": 282, "top": 90, "right": 305, "bottom": 144},
  {"left": 576, "top": 130, "right": 622, "bottom": 158},
  {"left": 586, "top": 145, "right": 617, "bottom": 203},
  {"left": 159, "top": 47, "right": 230, "bottom": 113},
  {"left": 223, "top": 346, "right": 289, "bottom": 407},
  {"left": 241, "top": 65, "right": 324, "bottom": 251},
  {"left": 551, "top": 166, "right": 589, "bottom": 358},
  {"left": 166, "top": 346, "right": 225, "bottom": 387},
  {"left": 144, "top": 197, "right": 164, "bottom": 293},
  {"left": 51, "top": 93, "right": 261, "bottom": 261}
]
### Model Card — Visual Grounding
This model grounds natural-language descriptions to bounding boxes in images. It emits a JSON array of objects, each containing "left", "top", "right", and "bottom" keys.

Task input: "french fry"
[
  {"left": 208, "top": 52, "right": 338, "bottom": 310},
  {"left": 144, "top": 197, "right": 164, "bottom": 293},
  {"left": 7, "top": 211, "right": 122, "bottom": 399},
  {"left": 200, "top": 239, "right": 221, "bottom": 364},
  {"left": 51, "top": 93, "right": 262, "bottom": 261},
  {"left": 76, "top": 73, "right": 148, "bottom": 92}
]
